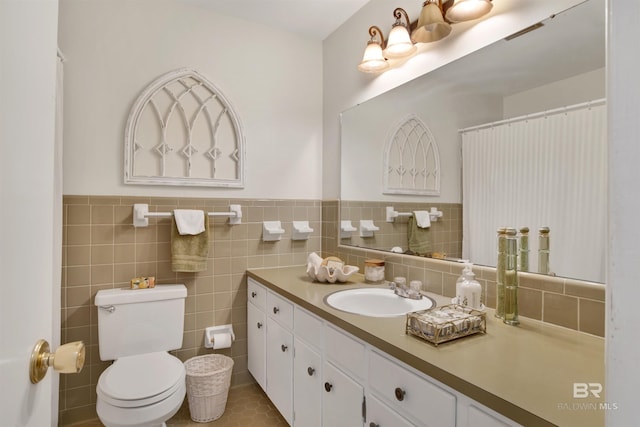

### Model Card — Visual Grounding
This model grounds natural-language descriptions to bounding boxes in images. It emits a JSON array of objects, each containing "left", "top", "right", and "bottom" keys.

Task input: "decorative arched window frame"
[
  {"left": 383, "top": 114, "right": 441, "bottom": 196},
  {"left": 124, "top": 68, "right": 245, "bottom": 187}
]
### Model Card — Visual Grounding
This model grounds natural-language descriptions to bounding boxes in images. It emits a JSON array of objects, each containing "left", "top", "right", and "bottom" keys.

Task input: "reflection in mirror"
[{"left": 340, "top": 0, "right": 605, "bottom": 283}]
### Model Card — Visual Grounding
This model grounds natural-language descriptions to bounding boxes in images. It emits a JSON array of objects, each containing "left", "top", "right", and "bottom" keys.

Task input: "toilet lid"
[{"left": 98, "top": 352, "right": 185, "bottom": 407}]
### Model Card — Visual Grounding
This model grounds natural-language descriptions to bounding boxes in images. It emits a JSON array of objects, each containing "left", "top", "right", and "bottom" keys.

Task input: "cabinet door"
[
  {"left": 247, "top": 301, "right": 266, "bottom": 391},
  {"left": 267, "top": 318, "right": 294, "bottom": 425},
  {"left": 293, "top": 338, "right": 322, "bottom": 427},
  {"left": 322, "top": 361, "right": 364, "bottom": 427},
  {"left": 366, "top": 393, "right": 415, "bottom": 427}
]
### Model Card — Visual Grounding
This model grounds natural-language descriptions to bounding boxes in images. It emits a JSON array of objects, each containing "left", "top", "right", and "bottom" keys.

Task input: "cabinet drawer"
[
  {"left": 294, "top": 306, "right": 323, "bottom": 349},
  {"left": 325, "top": 325, "right": 366, "bottom": 380},
  {"left": 369, "top": 350, "right": 456, "bottom": 427},
  {"left": 366, "top": 393, "right": 415, "bottom": 427},
  {"left": 267, "top": 290, "right": 294, "bottom": 330},
  {"left": 248, "top": 278, "right": 267, "bottom": 311}
]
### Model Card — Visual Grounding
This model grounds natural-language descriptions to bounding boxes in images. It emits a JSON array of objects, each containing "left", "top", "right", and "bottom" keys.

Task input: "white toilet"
[{"left": 94, "top": 284, "right": 187, "bottom": 427}]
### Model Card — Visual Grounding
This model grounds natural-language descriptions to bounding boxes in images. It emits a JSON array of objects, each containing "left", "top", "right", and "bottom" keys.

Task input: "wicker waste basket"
[{"left": 184, "top": 354, "right": 234, "bottom": 423}]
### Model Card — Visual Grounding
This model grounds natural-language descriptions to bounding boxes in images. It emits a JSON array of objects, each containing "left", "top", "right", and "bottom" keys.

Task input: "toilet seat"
[{"left": 97, "top": 352, "right": 185, "bottom": 408}]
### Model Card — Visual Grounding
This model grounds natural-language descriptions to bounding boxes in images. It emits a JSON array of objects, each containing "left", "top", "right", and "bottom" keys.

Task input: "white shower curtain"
[{"left": 461, "top": 100, "right": 606, "bottom": 283}]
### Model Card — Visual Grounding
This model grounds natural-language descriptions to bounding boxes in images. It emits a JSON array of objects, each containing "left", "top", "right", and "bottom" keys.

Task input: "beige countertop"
[{"left": 247, "top": 266, "right": 605, "bottom": 427}]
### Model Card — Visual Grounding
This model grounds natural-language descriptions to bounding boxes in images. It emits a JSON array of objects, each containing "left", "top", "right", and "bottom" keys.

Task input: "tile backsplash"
[
  {"left": 323, "top": 200, "right": 605, "bottom": 337},
  {"left": 59, "top": 196, "right": 604, "bottom": 425}
]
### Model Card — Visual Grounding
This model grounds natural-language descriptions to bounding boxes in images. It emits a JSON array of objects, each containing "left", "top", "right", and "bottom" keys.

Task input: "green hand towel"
[
  {"left": 171, "top": 216, "right": 209, "bottom": 272},
  {"left": 408, "top": 216, "right": 432, "bottom": 256}
]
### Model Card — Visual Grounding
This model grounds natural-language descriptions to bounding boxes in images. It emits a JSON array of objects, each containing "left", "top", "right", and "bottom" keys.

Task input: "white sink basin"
[{"left": 324, "top": 287, "right": 435, "bottom": 317}]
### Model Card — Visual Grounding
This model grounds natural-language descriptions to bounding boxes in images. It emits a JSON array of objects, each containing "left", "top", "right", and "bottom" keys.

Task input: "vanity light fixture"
[
  {"left": 383, "top": 8, "right": 417, "bottom": 59},
  {"left": 412, "top": 0, "right": 451, "bottom": 43},
  {"left": 445, "top": 0, "right": 493, "bottom": 23},
  {"left": 357, "top": 26, "right": 390, "bottom": 73},
  {"left": 357, "top": 0, "right": 494, "bottom": 73}
]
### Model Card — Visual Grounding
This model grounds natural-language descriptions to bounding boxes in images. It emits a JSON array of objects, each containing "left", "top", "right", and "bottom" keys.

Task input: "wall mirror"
[{"left": 340, "top": 0, "right": 605, "bottom": 283}]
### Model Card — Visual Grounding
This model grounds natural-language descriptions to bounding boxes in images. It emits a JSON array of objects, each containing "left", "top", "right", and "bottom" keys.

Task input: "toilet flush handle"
[{"left": 99, "top": 305, "right": 115, "bottom": 313}]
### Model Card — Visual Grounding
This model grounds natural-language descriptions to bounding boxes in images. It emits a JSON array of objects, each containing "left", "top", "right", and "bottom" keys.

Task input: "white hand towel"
[
  {"left": 173, "top": 209, "right": 206, "bottom": 235},
  {"left": 413, "top": 211, "right": 431, "bottom": 228}
]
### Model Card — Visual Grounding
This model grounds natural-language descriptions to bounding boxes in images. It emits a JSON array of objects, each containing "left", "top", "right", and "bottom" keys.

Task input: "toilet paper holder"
[{"left": 204, "top": 324, "right": 235, "bottom": 349}]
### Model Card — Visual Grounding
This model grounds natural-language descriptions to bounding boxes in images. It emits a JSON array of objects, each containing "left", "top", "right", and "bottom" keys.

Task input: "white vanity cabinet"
[{"left": 247, "top": 277, "right": 521, "bottom": 427}]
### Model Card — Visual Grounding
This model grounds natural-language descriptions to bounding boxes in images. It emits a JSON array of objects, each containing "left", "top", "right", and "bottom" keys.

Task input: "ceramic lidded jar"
[{"left": 364, "top": 259, "right": 385, "bottom": 284}]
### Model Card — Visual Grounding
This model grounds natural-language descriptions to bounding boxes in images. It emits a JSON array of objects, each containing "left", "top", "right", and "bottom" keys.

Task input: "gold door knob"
[{"left": 29, "top": 339, "right": 85, "bottom": 384}]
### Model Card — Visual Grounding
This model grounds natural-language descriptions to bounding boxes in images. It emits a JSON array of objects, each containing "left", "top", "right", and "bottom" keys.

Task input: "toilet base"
[{"left": 97, "top": 382, "right": 185, "bottom": 427}]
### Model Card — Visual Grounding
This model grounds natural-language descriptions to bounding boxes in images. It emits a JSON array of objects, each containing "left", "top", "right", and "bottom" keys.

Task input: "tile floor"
[{"left": 69, "top": 383, "right": 289, "bottom": 427}]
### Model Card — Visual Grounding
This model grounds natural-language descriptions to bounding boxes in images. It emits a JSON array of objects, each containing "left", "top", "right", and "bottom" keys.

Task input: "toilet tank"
[{"left": 95, "top": 284, "right": 187, "bottom": 361}]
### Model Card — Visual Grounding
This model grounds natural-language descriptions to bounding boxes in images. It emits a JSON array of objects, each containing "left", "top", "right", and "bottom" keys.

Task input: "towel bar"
[
  {"left": 133, "top": 203, "right": 242, "bottom": 227},
  {"left": 386, "top": 206, "right": 443, "bottom": 223}
]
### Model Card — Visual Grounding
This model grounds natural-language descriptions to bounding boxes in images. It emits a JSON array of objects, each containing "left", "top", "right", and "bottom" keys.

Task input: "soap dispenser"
[
  {"left": 456, "top": 263, "right": 482, "bottom": 310},
  {"left": 455, "top": 262, "right": 471, "bottom": 305}
]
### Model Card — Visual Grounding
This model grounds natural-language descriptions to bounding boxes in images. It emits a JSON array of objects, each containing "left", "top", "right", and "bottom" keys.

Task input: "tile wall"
[
  {"left": 60, "top": 196, "right": 605, "bottom": 425},
  {"left": 340, "top": 200, "right": 463, "bottom": 258},
  {"left": 60, "top": 195, "right": 322, "bottom": 425}
]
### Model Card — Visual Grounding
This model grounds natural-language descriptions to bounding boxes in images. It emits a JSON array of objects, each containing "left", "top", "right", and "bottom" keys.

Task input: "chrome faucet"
[{"left": 388, "top": 281, "right": 422, "bottom": 300}]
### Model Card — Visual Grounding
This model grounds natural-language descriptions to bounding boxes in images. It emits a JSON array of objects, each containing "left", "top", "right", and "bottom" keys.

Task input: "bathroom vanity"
[{"left": 247, "top": 267, "right": 605, "bottom": 427}]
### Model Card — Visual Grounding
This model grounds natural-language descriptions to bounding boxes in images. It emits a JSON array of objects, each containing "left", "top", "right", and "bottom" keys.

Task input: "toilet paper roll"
[
  {"left": 204, "top": 324, "right": 235, "bottom": 349},
  {"left": 210, "top": 332, "right": 232, "bottom": 350}
]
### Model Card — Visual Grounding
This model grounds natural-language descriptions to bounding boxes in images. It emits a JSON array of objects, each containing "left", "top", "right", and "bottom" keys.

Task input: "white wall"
[
  {"left": 340, "top": 82, "right": 502, "bottom": 203},
  {"left": 340, "top": 66, "right": 606, "bottom": 204},
  {"left": 504, "top": 67, "right": 606, "bottom": 117},
  {"left": 322, "top": 0, "right": 586, "bottom": 200},
  {"left": 607, "top": 0, "right": 640, "bottom": 424},
  {"left": 59, "top": 0, "right": 323, "bottom": 199}
]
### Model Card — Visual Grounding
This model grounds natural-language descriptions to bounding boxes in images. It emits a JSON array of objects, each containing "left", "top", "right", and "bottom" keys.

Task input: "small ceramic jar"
[{"left": 364, "top": 259, "right": 385, "bottom": 283}]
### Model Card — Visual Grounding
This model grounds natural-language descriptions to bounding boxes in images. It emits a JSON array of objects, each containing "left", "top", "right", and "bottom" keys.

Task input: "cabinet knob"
[
  {"left": 273, "top": 307, "right": 280, "bottom": 314},
  {"left": 257, "top": 322, "right": 262, "bottom": 329},
  {"left": 281, "top": 344, "right": 288, "bottom": 352},
  {"left": 369, "top": 423, "right": 380, "bottom": 427},
  {"left": 394, "top": 387, "right": 406, "bottom": 401},
  {"left": 324, "top": 382, "right": 333, "bottom": 392},
  {"left": 307, "top": 367, "right": 315, "bottom": 376},
  {"left": 251, "top": 291, "right": 257, "bottom": 298}
]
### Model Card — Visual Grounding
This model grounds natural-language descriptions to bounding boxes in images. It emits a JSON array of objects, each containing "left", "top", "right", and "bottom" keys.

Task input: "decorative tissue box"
[{"left": 406, "top": 304, "right": 486, "bottom": 346}]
